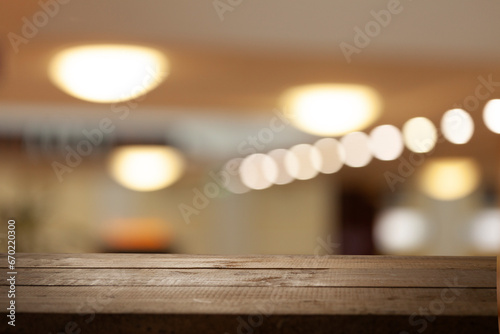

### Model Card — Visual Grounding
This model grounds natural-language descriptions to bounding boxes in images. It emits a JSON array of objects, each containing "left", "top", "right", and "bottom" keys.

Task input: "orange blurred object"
[{"left": 101, "top": 218, "right": 173, "bottom": 251}]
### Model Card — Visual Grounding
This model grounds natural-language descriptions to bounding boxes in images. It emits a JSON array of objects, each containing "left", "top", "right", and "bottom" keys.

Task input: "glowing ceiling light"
[
  {"left": 402, "top": 117, "right": 437, "bottom": 153},
  {"left": 108, "top": 145, "right": 184, "bottom": 192},
  {"left": 419, "top": 158, "right": 480, "bottom": 201},
  {"left": 49, "top": 44, "right": 168, "bottom": 103},
  {"left": 470, "top": 209, "right": 500, "bottom": 253},
  {"left": 441, "top": 108, "right": 474, "bottom": 144},
  {"left": 483, "top": 99, "right": 500, "bottom": 134},
  {"left": 312, "top": 138, "right": 345, "bottom": 174},
  {"left": 284, "top": 144, "right": 321, "bottom": 180},
  {"left": 239, "top": 154, "right": 278, "bottom": 190},
  {"left": 280, "top": 84, "right": 382, "bottom": 136},
  {"left": 369, "top": 124, "right": 404, "bottom": 161},
  {"left": 340, "top": 132, "right": 372, "bottom": 168},
  {"left": 374, "top": 208, "right": 430, "bottom": 254}
]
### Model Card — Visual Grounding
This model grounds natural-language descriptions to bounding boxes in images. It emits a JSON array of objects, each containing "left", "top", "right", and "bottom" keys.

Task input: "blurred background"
[{"left": 1, "top": 0, "right": 500, "bottom": 256}]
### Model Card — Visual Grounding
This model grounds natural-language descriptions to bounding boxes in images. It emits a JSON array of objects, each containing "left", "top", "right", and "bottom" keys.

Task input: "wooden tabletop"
[{"left": 1, "top": 254, "right": 498, "bottom": 333}]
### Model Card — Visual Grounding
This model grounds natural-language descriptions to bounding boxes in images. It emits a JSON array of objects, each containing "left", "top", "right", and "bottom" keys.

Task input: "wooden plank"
[
  {"left": 0, "top": 254, "right": 496, "bottom": 334},
  {"left": 5, "top": 267, "right": 496, "bottom": 288},
  {"left": 4, "top": 253, "right": 497, "bottom": 270},
  {"left": 1, "top": 286, "right": 496, "bottom": 316}
]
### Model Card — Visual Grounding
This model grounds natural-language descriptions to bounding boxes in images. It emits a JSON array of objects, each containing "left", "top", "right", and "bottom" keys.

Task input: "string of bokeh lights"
[{"left": 226, "top": 100, "right": 500, "bottom": 195}]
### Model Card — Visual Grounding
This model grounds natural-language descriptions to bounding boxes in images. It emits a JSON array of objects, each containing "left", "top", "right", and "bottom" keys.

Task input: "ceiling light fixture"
[
  {"left": 49, "top": 44, "right": 168, "bottom": 103},
  {"left": 108, "top": 145, "right": 184, "bottom": 192},
  {"left": 419, "top": 158, "right": 480, "bottom": 201},
  {"left": 280, "top": 84, "right": 382, "bottom": 136}
]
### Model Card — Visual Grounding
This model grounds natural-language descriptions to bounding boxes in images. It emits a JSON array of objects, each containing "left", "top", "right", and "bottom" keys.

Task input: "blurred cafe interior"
[{"left": 1, "top": 0, "right": 500, "bottom": 257}]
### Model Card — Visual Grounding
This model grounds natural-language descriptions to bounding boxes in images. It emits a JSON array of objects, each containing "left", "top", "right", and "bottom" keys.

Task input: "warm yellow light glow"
[
  {"left": 280, "top": 84, "right": 382, "bottom": 136},
  {"left": 419, "top": 158, "right": 480, "bottom": 201},
  {"left": 108, "top": 145, "right": 184, "bottom": 191},
  {"left": 340, "top": 132, "right": 372, "bottom": 168},
  {"left": 49, "top": 44, "right": 168, "bottom": 103},
  {"left": 402, "top": 117, "right": 437, "bottom": 153},
  {"left": 374, "top": 208, "right": 429, "bottom": 254},
  {"left": 483, "top": 99, "right": 500, "bottom": 134},
  {"left": 441, "top": 108, "right": 474, "bottom": 144},
  {"left": 369, "top": 124, "right": 404, "bottom": 161}
]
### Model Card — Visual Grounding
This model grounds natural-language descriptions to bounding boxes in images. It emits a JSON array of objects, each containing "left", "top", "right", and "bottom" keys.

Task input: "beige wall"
[{"left": 0, "top": 151, "right": 337, "bottom": 255}]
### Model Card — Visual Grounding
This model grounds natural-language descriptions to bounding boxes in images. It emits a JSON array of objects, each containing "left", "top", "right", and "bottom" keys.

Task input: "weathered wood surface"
[
  {"left": 2, "top": 286, "right": 495, "bottom": 316},
  {"left": 4, "top": 253, "right": 496, "bottom": 269},
  {"left": 0, "top": 254, "right": 498, "bottom": 334},
  {"left": 11, "top": 267, "right": 496, "bottom": 288}
]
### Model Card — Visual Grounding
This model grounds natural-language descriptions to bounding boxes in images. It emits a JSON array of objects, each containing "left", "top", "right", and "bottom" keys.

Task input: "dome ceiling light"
[
  {"left": 49, "top": 44, "right": 168, "bottom": 103},
  {"left": 108, "top": 145, "right": 184, "bottom": 192},
  {"left": 280, "top": 84, "right": 382, "bottom": 137}
]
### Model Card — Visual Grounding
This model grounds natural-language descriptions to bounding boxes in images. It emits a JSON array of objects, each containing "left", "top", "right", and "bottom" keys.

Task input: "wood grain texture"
[
  {"left": 0, "top": 254, "right": 497, "bottom": 334},
  {"left": 4, "top": 253, "right": 496, "bottom": 270},
  {"left": 0, "top": 286, "right": 496, "bottom": 316},
  {"left": 8, "top": 267, "right": 496, "bottom": 288}
]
